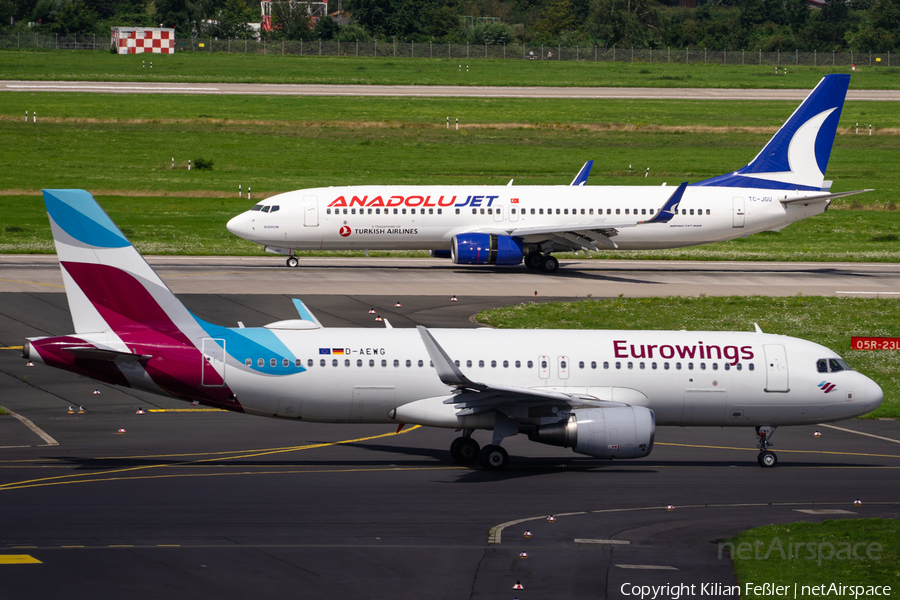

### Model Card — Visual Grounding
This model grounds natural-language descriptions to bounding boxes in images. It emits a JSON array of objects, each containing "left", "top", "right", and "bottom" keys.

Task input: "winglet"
[
  {"left": 416, "top": 326, "right": 483, "bottom": 390},
  {"left": 570, "top": 160, "right": 594, "bottom": 186},
  {"left": 640, "top": 182, "right": 687, "bottom": 224},
  {"left": 291, "top": 299, "right": 323, "bottom": 327}
]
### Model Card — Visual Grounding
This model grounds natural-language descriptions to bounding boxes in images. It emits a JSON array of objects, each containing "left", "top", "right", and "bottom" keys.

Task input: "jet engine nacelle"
[
  {"left": 451, "top": 234, "right": 523, "bottom": 266},
  {"left": 527, "top": 406, "right": 655, "bottom": 459}
]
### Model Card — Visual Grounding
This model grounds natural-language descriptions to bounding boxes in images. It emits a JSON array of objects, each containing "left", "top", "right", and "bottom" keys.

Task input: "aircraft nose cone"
[
  {"left": 226, "top": 214, "right": 247, "bottom": 237},
  {"left": 866, "top": 377, "right": 884, "bottom": 411}
]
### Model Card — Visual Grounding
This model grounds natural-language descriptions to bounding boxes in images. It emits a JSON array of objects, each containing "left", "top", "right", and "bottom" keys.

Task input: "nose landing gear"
[{"left": 756, "top": 425, "right": 777, "bottom": 467}]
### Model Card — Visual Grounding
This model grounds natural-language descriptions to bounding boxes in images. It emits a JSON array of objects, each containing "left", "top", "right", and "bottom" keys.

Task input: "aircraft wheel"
[
  {"left": 479, "top": 445, "right": 509, "bottom": 471},
  {"left": 540, "top": 255, "right": 560, "bottom": 273},
  {"left": 450, "top": 437, "right": 480, "bottom": 464},
  {"left": 524, "top": 254, "right": 543, "bottom": 270},
  {"left": 757, "top": 451, "right": 777, "bottom": 468},
  {"left": 286, "top": 257, "right": 299, "bottom": 268}
]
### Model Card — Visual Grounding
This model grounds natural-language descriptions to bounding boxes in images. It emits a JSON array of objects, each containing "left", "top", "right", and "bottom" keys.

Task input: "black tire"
[
  {"left": 758, "top": 451, "right": 777, "bottom": 468},
  {"left": 479, "top": 445, "right": 509, "bottom": 471},
  {"left": 286, "top": 257, "right": 299, "bottom": 268},
  {"left": 451, "top": 437, "right": 480, "bottom": 464},
  {"left": 525, "top": 254, "right": 542, "bottom": 269},
  {"left": 540, "top": 255, "right": 560, "bottom": 273}
]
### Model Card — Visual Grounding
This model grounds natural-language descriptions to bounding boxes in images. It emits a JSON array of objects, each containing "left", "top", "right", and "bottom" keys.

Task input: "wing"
[
  {"left": 466, "top": 182, "right": 686, "bottom": 251},
  {"left": 416, "top": 326, "right": 627, "bottom": 415}
]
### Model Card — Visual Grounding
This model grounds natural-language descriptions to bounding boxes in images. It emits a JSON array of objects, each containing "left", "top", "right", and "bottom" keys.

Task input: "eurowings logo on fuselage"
[{"left": 819, "top": 381, "right": 837, "bottom": 393}]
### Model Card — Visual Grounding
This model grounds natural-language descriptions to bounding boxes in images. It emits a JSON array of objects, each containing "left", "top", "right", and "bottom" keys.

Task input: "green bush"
[{"left": 193, "top": 157, "right": 214, "bottom": 170}]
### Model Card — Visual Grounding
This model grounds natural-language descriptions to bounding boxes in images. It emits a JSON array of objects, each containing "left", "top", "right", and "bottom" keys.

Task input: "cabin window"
[
  {"left": 487, "top": 208, "right": 492, "bottom": 215},
  {"left": 581, "top": 208, "right": 585, "bottom": 215},
  {"left": 382, "top": 359, "right": 387, "bottom": 367},
  {"left": 736, "top": 363, "right": 742, "bottom": 371},
  {"left": 578, "top": 361, "right": 584, "bottom": 369},
  {"left": 393, "top": 209, "right": 398, "bottom": 214},
  {"left": 564, "top": 209, "right": 568, "bottom": 215},
  {"left": 376, "top": 208, "right": 381, "bottom": 215},
  {"left": 700, "top": 363, "right": 706, "bottom": 370},
  {"left": 406, "top": 360, "right": 412, "bottom": 367},
  {"left": 410, "top": 209, "right": 415, "bottom": 215},
  {"left": 437, "top": 209, "right": 442, "bottom": 215},
  {"left": 676, "top": 362, "right": 682, "bottom": 370},
  {"left": 616, "top": 209, "right": 620, "bottom": 215},
  {"left": 262, "top": 206, "right": 271, "bottom": 213},
  {"left": 625, "top": 209, "right": 629, "bottom": 215},
  {"left": 591, "top": 361, "right": 596, "bottom": 369},
  {"left": 326, "top": 209, "right": 331, "bottom": 215},
  {"left": 724, "top": 363, "right": 731, "bottom": 371},
  {"left": 527, "top": 360, "right": 534, "bottom": 368},
  {"left": 245, "top": 359, "right": 252, "bottom": 366},
  {"left": 589, "top": 209, "right": 594, "bottom": 215},
  {"left": 490, "top": 360, "right": 497, "bottom": 368},
  {"left": 454, "top": 360, "right": 460, "bottom": 366},
  {"left": 541, "top": 359, "right": 548, "bottom": 369},
  {"left": 511, "top": 208, "right": 516, "bottom": 215},
  {"left": 650, "top": 209, "right": 655, "bottom": 215},
  {"left": 308, "top": 359, "right": 314, "bottom": 367},
  {"left": 556, "top": 209, "right": 561, "bottom": 215},
  {"left": 402, "top": 209, "right": 406, "bottom": 215},
  {"left": 690, "top": 209, "right": 694, "bottom": 215},
  {"left": 664, "top": 362, "right": 670, "bottom": 370},
  {"left": 688, "top": 362, "right": 694, "bottom": 370},
  {"left": 706, "top": 209, "right": 710, "bottom": 215},
  {"left": 651, "top": 362, "right": 658, "bottom": 370},
  {"left": 467, "top": 360, "right": 472, "bottom": 368},
  {"left": 320, "top": 359, "right": 326, "bottom": 367},
  {"left": 481, "top": 208, "right": 486, "bottom": 215},
  {"left": 503, "top": 360, "right": 509, "bottom": 368},
  {"left": 270, "top": 358, "right": 276, "bottom": 367},
  {"left": 479, "top": 360, "right": 485, "bottom": 368},
  {"left": 393, "top": 359, "right": 400, "bottom": 367},
  {"left": 603, "top": 361, "right": 609, "bottom": 369},
  {"left": 368, "top": 209, "right": 373, "bottom": 214},
  {"left": 330, "top": 359, "right": 337, "bottom": 367},
  {"left": 712, "top": 363, "right": 718, "bottom": 370},
  {"left": 354, "top": 359, "right": 361, "bottom": 367},
  {"left": 418, "top": 360, "right": 424, "bottom": 367},
  {"left": 642, "top": 209, "right": 647, "bottom": 215},
  {"left": 531, "top": 209, "right": 536, "bottom": 215},
  {"left": 607, "top": 209, "right": 612, "bottom": 215},
  {"left": 429, "top": 208, "right": 434, "bottom": 214},
  {"left": 472, "top": 209, "right": 477, "bottom": 215},
  {"left": 369, "top": 359, "right": 375, "bottom": 367},
  {"left": 749, "top": 364, "right": 755, "bottom": 371},
  {"left": 539, "top": 209, "right": 544, "bottom": 215},
  {"left": 515, "top": 360, "right": 521, "bottom": 368},
  {"left": 682, "top": 209, "right": 687, "bottom": 215},
  {"left": 627, "top": 361, "right": 633, "bottom": 369},
  {"left": 351, "top": 209, "right": 356, "bottom": 215},
  {"left": 251, "top": 204, "right": 263, "bottom": 211},
  {"left": 615, "top": 361, "right": 621, "bottom": 369},
  {"left": 455, "top": 209, "right": 460, "bottom": 214},
  {"left": 640, "top": 362, "right": 645, "bottom": 370},
  {"left": 283, "top": 359, "right": 289, "bottom": 367}
]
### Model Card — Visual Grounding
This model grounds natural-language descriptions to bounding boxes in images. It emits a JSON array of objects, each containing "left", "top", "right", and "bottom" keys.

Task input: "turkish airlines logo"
[
  {"left": 818, "top": 381, "right": 837, "bottom": 393},
  {"left": 339, "top": 226, "right": 351, "bottom": 237}
]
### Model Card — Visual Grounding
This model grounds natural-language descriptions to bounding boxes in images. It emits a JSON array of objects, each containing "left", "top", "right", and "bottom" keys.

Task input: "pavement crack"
[{"left": 468, "top": 547, "right": 488, "bottom": 600}]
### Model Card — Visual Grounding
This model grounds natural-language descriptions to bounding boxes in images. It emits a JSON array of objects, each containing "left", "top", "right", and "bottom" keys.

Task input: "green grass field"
[
  {"left": 727, "top": 519, "right": 900, "bottom": 596},
  {"left": 2, "top": 51, "right": 900, "bottom": 89},
  {"left": 477, "top": 296, "right": 900, "bottom": 419}
]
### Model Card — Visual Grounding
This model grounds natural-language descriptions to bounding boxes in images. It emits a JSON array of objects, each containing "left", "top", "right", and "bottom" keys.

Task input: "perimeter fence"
[{"left": 0, "top": 33, "right": 894, "bottom": 67}]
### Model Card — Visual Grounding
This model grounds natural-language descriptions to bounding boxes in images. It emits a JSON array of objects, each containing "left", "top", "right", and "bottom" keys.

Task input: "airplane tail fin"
[
  {"left": 42, "top": 189, "right": 203, "bottom": 341},
  {"left": 692, "top": 74, "right": 850, "bottom": 192}
]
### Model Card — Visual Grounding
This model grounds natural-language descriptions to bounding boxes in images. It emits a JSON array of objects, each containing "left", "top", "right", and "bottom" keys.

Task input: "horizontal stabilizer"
[
  {"left": 780, "top": 189, "right": 873, "bottom": 205},
  {"left": 62, "top": 346, "right": 152, "bottom": 362}
]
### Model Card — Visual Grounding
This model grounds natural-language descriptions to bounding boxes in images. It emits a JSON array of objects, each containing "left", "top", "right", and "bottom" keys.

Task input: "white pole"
[
  {"left": 33, "top": 111, "right": 36, "bottom": 122},
  {"left": 446, "top": 117, "right": 449, "bottom": 129},
  {"left": 171, "top": 157, "right": 174, "bottom": 169},
  {"left": 239, "top": 184, "right": 242, "bottom": 197},
  {"left": 248, "top": 187, "right": 251, "bottom": 200},
  {"left": 456, "top": 118, "right": 458, "bottom": 131},
  {"left": 25, "top": 110, "right": 28, "bottom": 122},
  {"left": 188, "top": 159, "right": 191, "bottom": 171}
]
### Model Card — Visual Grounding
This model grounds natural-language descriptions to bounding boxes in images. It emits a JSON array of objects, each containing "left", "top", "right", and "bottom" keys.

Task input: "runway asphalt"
[
  {"left": 1, "top": 291, "right": 899, "bottom": 600},
  {"left": 3, "top": 255, "right": 900, "bottom": 298},
  {"left": 3, "top": 80, "right": 899, "bottom": 101}
]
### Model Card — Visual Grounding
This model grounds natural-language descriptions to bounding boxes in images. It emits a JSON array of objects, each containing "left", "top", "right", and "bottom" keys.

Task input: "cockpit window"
[
  {"left": 262, "top": 206, "right": 271, "bottom": 213},
  {"left": 818, "top": 358, "right": 853, "bottom": 373},
  {"left": 270, "top": 205, "right": 280, "bottom": 213},
  {"left": 251, "top": 204, "right": 263, "bottom": 211},
  {"left": 830, "top": 358, "right": 853, "bottom": 372}
]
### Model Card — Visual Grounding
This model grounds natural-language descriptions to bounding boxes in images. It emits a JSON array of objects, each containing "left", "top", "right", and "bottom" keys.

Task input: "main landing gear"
[
  {"left": 286, "top": 256, "right": 299, "bottom": 268},
  {"left": 756, "top": 425, "right": 777, "bottom": 468},
  {"left": 523, "top": 253, "right": 560, "bottom": 274},
  {"left": 449, "top": 431, "right": 511, "bottom": 471}
]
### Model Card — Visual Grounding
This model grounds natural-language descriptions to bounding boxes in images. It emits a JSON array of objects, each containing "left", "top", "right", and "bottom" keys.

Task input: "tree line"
[{"left": 2, "top": 0, "right": 899, "bottom": 53}]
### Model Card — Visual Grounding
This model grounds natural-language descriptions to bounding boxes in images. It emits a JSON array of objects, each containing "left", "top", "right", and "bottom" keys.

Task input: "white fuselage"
[
  {"left": 201, "top": 327, "right": 879, "bottom": 429},
  {"left": 226, "top": 185, "right": 830, "bottom": 253}
]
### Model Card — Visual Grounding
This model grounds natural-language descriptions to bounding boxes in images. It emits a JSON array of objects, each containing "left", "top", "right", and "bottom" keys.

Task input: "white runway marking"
[{"left": 818, "top": 423, "right": 900, "bottom": 444}]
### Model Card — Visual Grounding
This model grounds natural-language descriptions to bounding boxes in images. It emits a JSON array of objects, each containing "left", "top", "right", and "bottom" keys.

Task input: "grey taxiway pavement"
[
  {"left": 3, "top": 80, "right": 900, "bottom": 100},
  {"left": 2, "top": 255, "right": 900, "bottom": 298},
  {"left": 1, "top": 287, "right": 899, "bottom": 599}
]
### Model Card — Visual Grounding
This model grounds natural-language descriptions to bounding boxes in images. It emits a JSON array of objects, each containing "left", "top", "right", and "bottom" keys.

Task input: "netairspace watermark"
[
  {"left": 719, "top": 536, "right": 883, "bottom": 567},
  {"left": 620, "top": 583, "right": 892, "bottom": 600}
]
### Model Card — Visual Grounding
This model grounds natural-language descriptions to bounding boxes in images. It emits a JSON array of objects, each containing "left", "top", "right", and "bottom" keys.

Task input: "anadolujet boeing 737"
[
  {"left": 226, "top": 74, "right": 869, "bottom": 273},
  {"left": 24, "top": 189, "right": 882, "bottom": 469}
]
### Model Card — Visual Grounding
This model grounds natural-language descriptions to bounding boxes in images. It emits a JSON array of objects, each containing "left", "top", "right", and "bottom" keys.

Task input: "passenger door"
[
  {"left": 557, "top": 355, "right": 570, "bottom": 380},
  {"left": 493, "top": 205, "right": 504, "bottom": 222},
  {"left": 763, "top": 344, "right": 789, "bottom": 392},
  {"left": 538, "top": 355, "right": 550, "bottom": 380},
  {"left": 733, "top": 197, "right": 745, "bottom": 228},
  {"left": 304, "top": 195, "right": 319, "bottom": 227}
]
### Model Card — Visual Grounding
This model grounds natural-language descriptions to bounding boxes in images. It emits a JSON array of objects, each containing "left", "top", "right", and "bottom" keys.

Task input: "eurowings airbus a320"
[
  {"left": 226, "top": 74, "right": 868, "bottom": 273},
  {"left": 24, "top": 189, "right": 882, "bottom": 469}
]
